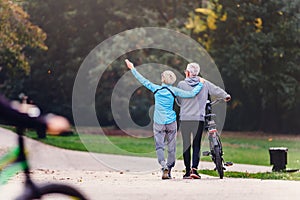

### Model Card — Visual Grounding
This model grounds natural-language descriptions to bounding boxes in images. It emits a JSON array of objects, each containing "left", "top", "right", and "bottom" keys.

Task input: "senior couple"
[{"left": 125, "top": 59, "right": 231, "bottom": 180}]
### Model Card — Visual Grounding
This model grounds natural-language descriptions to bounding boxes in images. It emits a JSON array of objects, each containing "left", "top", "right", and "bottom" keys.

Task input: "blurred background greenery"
[{"left": 0, "top": 0, "right": 299, "bottom": 133}]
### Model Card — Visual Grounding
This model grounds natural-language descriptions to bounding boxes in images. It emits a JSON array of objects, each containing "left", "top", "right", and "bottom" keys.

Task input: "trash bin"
[{"left": 269, "top": 147, "right": 288, "bottom": 172}]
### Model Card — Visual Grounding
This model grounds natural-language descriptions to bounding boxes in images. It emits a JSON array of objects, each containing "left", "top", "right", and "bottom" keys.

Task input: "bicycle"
[
  {"left": 0, "top": 127, "right": 88, "bottom": 199},
  {"left": 202, "top": 98, "right": 232, "bottom": 179}
]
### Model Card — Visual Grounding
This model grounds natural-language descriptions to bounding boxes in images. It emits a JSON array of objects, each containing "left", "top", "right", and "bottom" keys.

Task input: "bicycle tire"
[
  {"left": 214, "top": 146, "right": 224, "bottom": 179},
  {"left": 18, "top": 183, "right": 88, "bottom": 200}
]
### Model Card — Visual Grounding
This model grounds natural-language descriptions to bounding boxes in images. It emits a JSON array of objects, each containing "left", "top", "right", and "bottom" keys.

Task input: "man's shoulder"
[{"left": 177, "top": 80, "right": 187, "bottom": 87}]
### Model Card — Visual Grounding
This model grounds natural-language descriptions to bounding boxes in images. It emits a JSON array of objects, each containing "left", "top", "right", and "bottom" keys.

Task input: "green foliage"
[
  {"left": 0, "top": 0, "right": 47, "bottom": 96},
  {"left": 186, "top": 0, "right": 300, "bottom": 132},
  {"left": 21, "top": 0, "right": 198, "bottom": 124},
  {"left": 1, "top": 0, "right": 299, "bottom": 133}
]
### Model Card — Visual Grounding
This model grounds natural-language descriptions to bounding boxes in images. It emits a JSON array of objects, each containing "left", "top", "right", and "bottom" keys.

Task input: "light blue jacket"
[{"left": 131, "top": 68, "right": 203, "bottom": 124}]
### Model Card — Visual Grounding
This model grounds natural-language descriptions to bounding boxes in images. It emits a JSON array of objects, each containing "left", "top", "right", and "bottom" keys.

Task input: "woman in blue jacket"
[{"left": 125, "top": 59, "right": 204, "bottom": 179}]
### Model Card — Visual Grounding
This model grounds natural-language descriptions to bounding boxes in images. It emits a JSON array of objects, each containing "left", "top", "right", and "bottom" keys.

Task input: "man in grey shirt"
[{"left": 177, "top": 63, "right": 231, "bottom": 179}]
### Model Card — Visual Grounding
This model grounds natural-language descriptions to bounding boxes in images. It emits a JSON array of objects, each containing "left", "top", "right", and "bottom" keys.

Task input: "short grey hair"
[
  {"left": 161, "top": 70, "right": 177, "bottom": 85},
  {"left": 186, "top": 63, "right": 200, "bottom": 77}
]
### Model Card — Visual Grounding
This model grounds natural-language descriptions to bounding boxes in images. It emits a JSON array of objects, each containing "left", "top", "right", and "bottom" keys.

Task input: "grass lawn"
[
  {"left": 201, "top": 133, "right": 300, "bottom": 169},
  {"left": 199, "top": 169, "right": 300, "bottom": 181},
  {"left": 23, "top": 129, "right": 300, "bottom": 170}
]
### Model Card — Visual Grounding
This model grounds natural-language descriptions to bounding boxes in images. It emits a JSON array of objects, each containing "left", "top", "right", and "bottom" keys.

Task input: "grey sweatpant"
[{"left": 153, "top": 121, "right": 177, "bottom": 169}]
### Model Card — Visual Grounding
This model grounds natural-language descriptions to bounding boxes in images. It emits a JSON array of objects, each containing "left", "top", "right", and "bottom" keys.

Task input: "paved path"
[{"left": 0, "top": 127, "right": 299, "bottom": 200}]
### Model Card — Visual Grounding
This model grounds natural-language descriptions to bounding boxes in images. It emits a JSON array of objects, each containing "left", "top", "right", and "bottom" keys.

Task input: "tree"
[
  {"left": 185, "top": 0, "right": 300, "bottom": 133},
  {"left": 24, "top": 0, "right": 199, "bottom": 125},
  {"left": 0, "top": 0, "right": 47, "bottom": 96}
]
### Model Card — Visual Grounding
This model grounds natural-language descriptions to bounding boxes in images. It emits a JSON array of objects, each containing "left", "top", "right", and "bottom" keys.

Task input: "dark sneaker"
[
  {"left": 168, "top": 168, "right": 172, "bottom": 179},
  {"left": 190, "top": 168, "right": 201, "bottom": 179},
  {"left": 162, "top": 168, "right": 170, "bottom": 180},
  {"left": 183, "top": 170, "right": 191, "bottom": 179}
]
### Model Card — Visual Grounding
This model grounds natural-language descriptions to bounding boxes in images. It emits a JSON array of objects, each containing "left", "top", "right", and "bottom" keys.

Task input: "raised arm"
[{"left": 125, "top": 59, "right": 159, "bottom": 93}]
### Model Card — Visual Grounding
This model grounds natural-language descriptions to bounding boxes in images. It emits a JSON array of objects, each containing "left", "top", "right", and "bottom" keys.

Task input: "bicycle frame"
[
  {"left": 0, "top": 128, "right": 43, "bottom": 197},
  {"left": 0, "top": 145, "right": 27, "bottom": 185},
  {"left": 207, "top": 128, "right": 223, "bottom": 156},
  {"left": 205, "top": 99, "right": 223, "bottom": 152},
  {"left": 1, "top": 127, "right": 89, "bottom": 199},
  {"left": 204, "top": 112, "right": 223, "bottom": 157}
]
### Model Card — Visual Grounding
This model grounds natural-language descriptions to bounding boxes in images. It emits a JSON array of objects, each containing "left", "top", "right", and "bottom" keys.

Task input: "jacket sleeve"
[
  {"left": 175, "top": 81, "right": 184, "bottom": 106},
  {"left": 206, "top": 80, "right": 228, "bottom": 98},
  {"left": 172, "top": 82, "right": 203, "bottom": 98},
  {"left": 131, "top": 68, "right": 160, "bottom": 93}
]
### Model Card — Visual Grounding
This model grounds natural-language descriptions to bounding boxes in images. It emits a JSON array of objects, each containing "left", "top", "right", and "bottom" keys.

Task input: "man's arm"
[{"left": 206, "top": 80, "right": 231, "bottom": 101}]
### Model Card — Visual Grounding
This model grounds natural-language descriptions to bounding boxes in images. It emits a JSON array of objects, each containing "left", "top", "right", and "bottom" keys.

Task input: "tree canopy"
[
  {"left": 0, "top": 0, "right": 47, "bottom": 95},
  {"left": 186, "top": 0, "right": 300, "bottom": 132},
  {"left": 0, "top": 0, "right": 299, "bottom": 133}
]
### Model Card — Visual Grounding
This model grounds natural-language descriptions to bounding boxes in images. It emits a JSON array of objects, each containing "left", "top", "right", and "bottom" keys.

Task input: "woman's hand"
[
  {"left": 199, "top": 77, "right": 205, "bottom": 84},
  {"left": 125, "top": 59, "right": 134, "bottom": 70}
]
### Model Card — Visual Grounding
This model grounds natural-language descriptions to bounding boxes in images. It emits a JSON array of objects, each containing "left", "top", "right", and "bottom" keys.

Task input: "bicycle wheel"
[
  {"left": 18, "top": 183, "right": 88, "bottom": 200},
  {"left": 214, "top": 146, "right": 224, "bottom": 179}
]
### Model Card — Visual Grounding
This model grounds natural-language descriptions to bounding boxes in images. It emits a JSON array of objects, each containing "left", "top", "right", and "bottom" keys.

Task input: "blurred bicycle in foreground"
[{"left": 0, "top": 94, "right": 88, "bottom": 199}]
